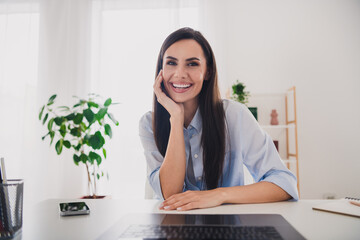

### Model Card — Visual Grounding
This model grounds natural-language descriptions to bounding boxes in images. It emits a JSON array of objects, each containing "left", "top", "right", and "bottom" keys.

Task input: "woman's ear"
[{"left": 204, "top": 69, "right": 211, "bottom": 81}]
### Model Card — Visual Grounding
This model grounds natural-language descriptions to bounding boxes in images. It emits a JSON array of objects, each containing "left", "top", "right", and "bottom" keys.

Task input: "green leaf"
[
  {"left": 73, "top": 154, "right": 80, "bottom": 166},
  {"left": 58, "top": 106, "right": 70, "bottom": 111},
  {"left": 104, "top": 98, "right": 112, "bottom": 107},
  {"left": 55, "top": 139, "right": 63, "bottom": 155},
  {"left": 42, "top": 113, "right": 49, "bottom": 125},
  {"left": 89, "top": 151, "right": 101, "bottom": 166},
  {"left": 54, "top": 117, "right": 64, "bottom": 126},
  {"left": 89, "top": 151, "right": 100, "bottom": 159},
  {"left": 84, "top": 134, "right": 91, "bottom": 146},
  {"left": 65, "top": 113, "right": 75, "bottom": 121},
  {"left": 88, "top": 131, "right": 105, "bottom": 150},
  {"left": 80, "top": 153, "right": 88, "bottom": 164},
  {"left": 48, "top": 94, "right": 57, "bottom": 103},
  {"left": 41, "top": 132, "right": 49, "bottom": 141},
  {"left": 80, "top": 122, "right": 87, "bottom": 131},
  {"left": 47, "top": 101, "right": 54, "bottom": 106},
  {"left": 103, "top": 148, "right": 107, "bottom": 159},
  {"left": 87, "top": 101, "right": 99, "bottom": 108},
  {"left": 104, "top": 124, "right": 112, "bottom": 138},
  {"left": 74, "top": 143, "right": 81, "bottom": 151},
  {"left": 63, "top": 140, "right": 71, "bottom": 148},
  {"left": 60, "top": 124, "right": 67, "bottom": 138},
  {"left": 97, "top": 173, "right": 100, "bottom": 180},
  {"left": 47, "top": 118, "right": 54, "bottom": 132},
  {"left": 96, "top": 157, "right": 102, "bottom": 166},
  {"left": 70, "top": 127, "right": 81, "bottom": 137},
  {"left": 73, "top": 99, "right": 86, "bottom": 108},
  {"left": 87, "top": 156, "right": 94, "bottom": 164},
  {"left": 39, "top": 105, "right": 45, "bottom": 120},
  {"left": 73, "top": 113, "right": 83, "bottom": 124},
  {"left": 107, "top": 113, "right": 119, "bottom": 126},
  {"left": 50, "top": 131, "right": 55, "bottom": 145},
  {"left": 96, "top": 108, "right": 107, "bottom": 121},
  {"left": 83, "top": 108, "right": 95, "bottom": 124}
]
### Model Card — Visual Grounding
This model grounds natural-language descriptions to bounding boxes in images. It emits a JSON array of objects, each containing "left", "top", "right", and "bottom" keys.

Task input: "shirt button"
[
  {"left": 194, "top": 154, "right": 198, "bottom": 159},
  {"left": 197, "top": 176, "right": 202, "bottom": 181}
]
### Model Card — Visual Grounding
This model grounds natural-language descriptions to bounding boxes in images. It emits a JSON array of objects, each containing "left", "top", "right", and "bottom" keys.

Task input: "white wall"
[
  {"left": 2, "top": 0, "right": 359, "bottom": 203},
  {"left": 202, "top": 0, "right": 360, "bottom": 199}
]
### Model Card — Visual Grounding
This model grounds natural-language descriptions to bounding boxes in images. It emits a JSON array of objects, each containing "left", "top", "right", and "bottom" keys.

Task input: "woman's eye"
[
  {"left": 166, "top": 61, "right": 176, "bottom": 66},
  {"left": 188, "top": 62, "right": 199, "bottom": 67}
]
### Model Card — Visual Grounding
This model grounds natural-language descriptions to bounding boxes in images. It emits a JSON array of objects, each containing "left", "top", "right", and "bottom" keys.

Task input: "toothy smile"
[{"left": 172, "top": 83, "right": 192, "bottom": 89}]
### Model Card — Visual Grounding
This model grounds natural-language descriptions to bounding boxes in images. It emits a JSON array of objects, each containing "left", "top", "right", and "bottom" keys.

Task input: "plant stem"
[
  {"left": 93, "top": 164, "right": 97, "bottom": 198},
  {"left": 85, "top": 163, "right": 93, "bottom": 197}
]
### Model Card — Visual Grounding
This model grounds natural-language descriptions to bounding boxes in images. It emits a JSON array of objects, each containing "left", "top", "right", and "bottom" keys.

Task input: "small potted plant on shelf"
[
  {"left": 39, "top": 93, "right": 119, "bottom": 198},
  {"left": 231, "top": 80, "right": 250, "bottom": 105},
  {"left": 231, "top": 80, "right": 257, "bottom": 120}
]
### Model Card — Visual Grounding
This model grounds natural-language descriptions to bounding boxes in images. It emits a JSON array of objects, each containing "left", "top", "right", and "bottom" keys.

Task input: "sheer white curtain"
[
  {"left": 0, "top": 0, "right": 45, "bottom": 208},
  {"left": 0, "top": 0, "right": 200, "bottom": 206}
]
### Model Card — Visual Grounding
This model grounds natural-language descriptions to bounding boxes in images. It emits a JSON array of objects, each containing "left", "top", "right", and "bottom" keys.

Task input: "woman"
[{"left": 139, "top": 27, "right": 298, "bottom": 211}]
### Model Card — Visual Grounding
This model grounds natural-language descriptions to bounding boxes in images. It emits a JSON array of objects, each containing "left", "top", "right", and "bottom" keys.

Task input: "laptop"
[{"left": 97, "top": 213, "right": 305, "bottom": 240}]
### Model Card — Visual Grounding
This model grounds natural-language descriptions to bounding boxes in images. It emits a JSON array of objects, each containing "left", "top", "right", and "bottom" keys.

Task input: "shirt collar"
[{"left": 187, "top": 107, "right": 202, "bottom": 133}]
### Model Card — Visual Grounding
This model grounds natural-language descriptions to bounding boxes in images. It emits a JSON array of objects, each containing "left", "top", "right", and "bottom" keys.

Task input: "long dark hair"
[{"left": 153, "top": 27, "right": 226, "bottom": 190}]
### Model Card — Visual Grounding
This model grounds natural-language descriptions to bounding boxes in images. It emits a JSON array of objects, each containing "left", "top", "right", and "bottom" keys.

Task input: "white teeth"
[{"left": 172, "top": 83, "right": 191, "bottom": 89}]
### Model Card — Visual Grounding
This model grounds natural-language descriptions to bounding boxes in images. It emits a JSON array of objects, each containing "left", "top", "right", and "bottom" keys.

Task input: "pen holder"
[{"left": 0, "top": 179, "right": 24, "bottom": 239}]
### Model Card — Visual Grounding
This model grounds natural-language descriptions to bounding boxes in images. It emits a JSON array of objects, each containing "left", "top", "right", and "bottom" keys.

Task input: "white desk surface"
[{"left": 22, "top": 199, "right": 360, "bottom": 240}]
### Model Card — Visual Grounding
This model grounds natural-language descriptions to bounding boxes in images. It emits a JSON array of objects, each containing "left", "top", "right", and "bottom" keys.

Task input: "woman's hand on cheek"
[
  {"left": 153, "top": 70, "right": 184, "bottom": 122},
  {"left": 159, "top": 189, "right": 225, "bottom": 211}
]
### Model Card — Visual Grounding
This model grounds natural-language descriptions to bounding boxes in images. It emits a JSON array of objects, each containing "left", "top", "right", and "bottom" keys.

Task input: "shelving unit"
[{"left": 247, "top": 86, "right": 300, "bottom": 195}]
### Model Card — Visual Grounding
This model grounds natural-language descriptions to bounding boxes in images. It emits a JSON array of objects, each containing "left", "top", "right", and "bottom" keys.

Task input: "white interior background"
[{"left": 0, "top": 0, "right": 359, "bottom": 207}]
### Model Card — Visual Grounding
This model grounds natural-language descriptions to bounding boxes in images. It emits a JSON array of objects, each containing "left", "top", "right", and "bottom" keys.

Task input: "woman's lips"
[{"left": 170, "top": 82, "right": 192, "bottom": 93}]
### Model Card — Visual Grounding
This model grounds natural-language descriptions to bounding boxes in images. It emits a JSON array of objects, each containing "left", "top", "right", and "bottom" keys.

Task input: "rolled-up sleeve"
[
  {"left": 139, "top": 112, "right": 164, "bottom": 200},
  {"left": 237, "top": 103, "right": 299, "bottom": 200}
]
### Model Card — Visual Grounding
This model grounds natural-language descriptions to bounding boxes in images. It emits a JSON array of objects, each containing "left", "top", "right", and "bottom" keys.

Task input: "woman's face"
[{"left": 162, "top": 39, "right": 207, "bottom": 106}]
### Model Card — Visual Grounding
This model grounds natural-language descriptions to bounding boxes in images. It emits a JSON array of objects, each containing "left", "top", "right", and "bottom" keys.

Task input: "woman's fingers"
[
  {"left": 153, "top": 70, "right": 165, "bottom": 101},
  {"left": 159, "top": 190, "right": 223, "bottom": 211},
  {"left": 159, "top": 191, "right": 199, "bottom": 210},
  {"left": 153, "top": 70, "right": 184, "bottom": 120},
  {"left": 153, "top": 70, "right": 170, "bottom": 105}
]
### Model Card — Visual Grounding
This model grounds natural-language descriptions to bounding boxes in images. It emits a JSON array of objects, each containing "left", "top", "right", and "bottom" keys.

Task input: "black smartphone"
[{"left": 59, "top": 202, "right": 90, "bottom": 216}]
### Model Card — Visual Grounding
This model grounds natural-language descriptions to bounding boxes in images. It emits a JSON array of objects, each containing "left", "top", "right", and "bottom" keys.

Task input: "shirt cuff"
[
  {"left": 261, "top": 172, "right": 299, "bottom": 201},
  {"left": 149, "top": 168, "right": 165, "bottom": 201}
]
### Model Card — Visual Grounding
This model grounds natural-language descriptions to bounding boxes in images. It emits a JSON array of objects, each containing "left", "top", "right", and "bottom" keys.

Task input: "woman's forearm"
[
  {"left": 217, "top": 182, "right": 291, "bottom": 204},
  {"left": 159, "top": 117, "right": 186, "bottom": 199}
]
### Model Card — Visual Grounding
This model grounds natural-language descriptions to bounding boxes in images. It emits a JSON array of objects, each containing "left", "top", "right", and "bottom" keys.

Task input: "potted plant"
[
  {"left": 39, "top": 93, "right": 119, "bottom": 198},
  {"left": 231, "top": 81, "right": 257, "bottom": 120}
]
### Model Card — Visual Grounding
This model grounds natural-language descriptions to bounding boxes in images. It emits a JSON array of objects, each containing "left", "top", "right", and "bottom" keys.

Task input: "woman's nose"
[{"left": 174, "top": 65, "right": 187, "bottom": 79}]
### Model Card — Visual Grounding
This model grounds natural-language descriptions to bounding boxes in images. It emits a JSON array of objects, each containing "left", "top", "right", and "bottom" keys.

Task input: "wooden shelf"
[{"left": 255, "top": 86, "right": 300, "bottom": 196}]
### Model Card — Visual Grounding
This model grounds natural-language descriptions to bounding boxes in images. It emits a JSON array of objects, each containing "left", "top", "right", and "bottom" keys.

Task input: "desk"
[{"left": 22, "top": 199, "right": 359, "bottom": 240}]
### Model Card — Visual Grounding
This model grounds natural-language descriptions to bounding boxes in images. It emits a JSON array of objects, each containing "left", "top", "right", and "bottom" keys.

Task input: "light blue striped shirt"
[{"left": 139, "top": 99, "right": 299, "bottom": 201}]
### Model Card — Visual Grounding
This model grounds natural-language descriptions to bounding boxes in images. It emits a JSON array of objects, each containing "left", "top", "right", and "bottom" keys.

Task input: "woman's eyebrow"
[
  {"left": 165, "top": 56, "right": 201, "bottom": 62},
  {"left": 166, "top": 56, "right": 178, "bottom": 61},
  {"left": 186, "top": 57, "right": 200, "bottom": 61}
]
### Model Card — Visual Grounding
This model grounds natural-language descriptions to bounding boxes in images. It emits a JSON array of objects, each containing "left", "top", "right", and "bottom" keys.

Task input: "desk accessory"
[
  {"left": 0, "top": 157, "right": 12, "bottom": 236},
  {"left": 1, "top": 158, "right": 24, "bottom": 238},
  {"left": 312, "top": 197, "right": 360, "bottom": 218},
  {"left": 59, "top": 202, "right": 90, "bottom": 216}
]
